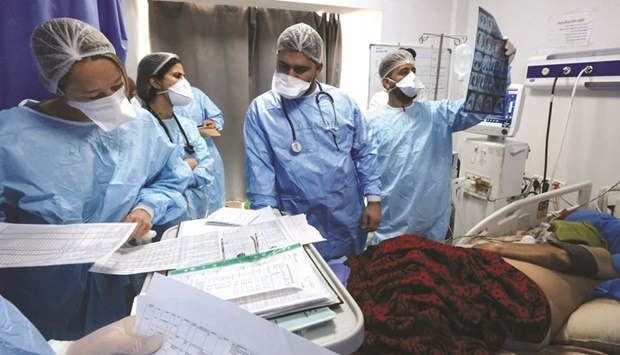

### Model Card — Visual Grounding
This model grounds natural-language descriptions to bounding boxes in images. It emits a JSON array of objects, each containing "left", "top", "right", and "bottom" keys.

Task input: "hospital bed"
[
  {"left": 456, "top": 181, "right": 620, "bottom": 354},
  {"left": 455, "top": 180, "right": 592, "bottom": 245}
]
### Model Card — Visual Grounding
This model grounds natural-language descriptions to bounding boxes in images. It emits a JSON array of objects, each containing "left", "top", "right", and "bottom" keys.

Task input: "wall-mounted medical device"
[{"left": 525, "top": 47, "right": 620, "bottom": 90}]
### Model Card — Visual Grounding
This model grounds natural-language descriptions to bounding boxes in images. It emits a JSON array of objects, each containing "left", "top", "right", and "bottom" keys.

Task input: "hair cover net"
[
  {"left": 136, "top": 52, "right": 179, "bottom": 101},
  {"left": 379, "top": 49, "right": 415, "bottom": 79},
  {"left": 277, "top": 23, "right": 323, "bottom": 63},
  {"left": 31, "top": 18, "right": 116, "bottom": 94}
]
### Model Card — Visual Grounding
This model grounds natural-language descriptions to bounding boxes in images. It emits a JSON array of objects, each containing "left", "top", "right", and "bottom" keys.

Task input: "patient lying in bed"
[
  {"left": 345, "top": 231, "right": 618, "bottom": 354},
  {"left": 475, "top": 238, "right": 617, "bottom": 345}
]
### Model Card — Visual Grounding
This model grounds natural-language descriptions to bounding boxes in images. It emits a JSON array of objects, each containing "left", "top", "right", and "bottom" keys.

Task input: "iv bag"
[{"left": 453, "top": 43, "right": 474, "bottom": 77}]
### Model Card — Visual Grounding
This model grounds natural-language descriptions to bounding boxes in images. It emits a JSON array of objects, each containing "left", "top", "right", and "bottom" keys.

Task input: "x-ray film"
[{"left": 464, "top": 7, "right": 509, "bottom": 115}]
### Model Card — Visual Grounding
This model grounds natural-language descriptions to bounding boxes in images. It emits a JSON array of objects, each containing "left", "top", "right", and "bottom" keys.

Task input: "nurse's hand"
[
  {"left": 64, "top": 316, "right": 165, "bottom": 355},
  {"left": 123, "top": 209, "right": 153, "bottom": 239},
  {"left": 201, "top": 119, "right": 217, "bottom": 129},
  {"left": 184, "top": 157, "right": 198, "bottom": 170},
  {"left": 199, "top": 119, "right": 218, "bottom": 137},
  {"left": 361, "top": 201, "right": 382, "bottom": 232}
]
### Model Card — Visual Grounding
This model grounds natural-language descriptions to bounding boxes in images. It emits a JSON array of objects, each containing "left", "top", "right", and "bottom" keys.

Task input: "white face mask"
[
  {"left": 272, "top": 72, "right": 312, "bottom": 99},
  {"left": 388, "top": 72, "right": 425, "bottom": 98},
  {"left": 67, "top": 86, "right": 136, "bottom": 131},
  {"left": 160, "top": 78, "right": 193, "bottom": 106}
]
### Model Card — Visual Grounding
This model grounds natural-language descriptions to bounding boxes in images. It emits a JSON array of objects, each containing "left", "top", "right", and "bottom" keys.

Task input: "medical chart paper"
[
  {"left": 90, "top": 231, "right": 219, "bottom": 274},
  {"left": 464, "top": 7, "right": 510, "bottom": 115},
  {"left": 0, "top": 222, "right": 134, "bottom": 268},
  {"left": 91, "top": 237, "right": 185, "bottom": 274},
  {"left": 278, "top": 214, "right": 326, "bottom": 245},
  {"left": 175, "top": 206, "right": 276, "bottom": 236},
  {"left": 168, "top": 244, "right": 339, "bottom": 318},
  {"left": 89, "top": 216, "right": 323, "bottom": 274},
  {"left": 134, "top": 273, "right": 335, "bottom": 355},
  {"left": 204, "top": 207, "right": 261, "bottom": 226}
]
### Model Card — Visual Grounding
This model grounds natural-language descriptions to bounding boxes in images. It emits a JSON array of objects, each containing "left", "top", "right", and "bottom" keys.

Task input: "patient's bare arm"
[
  {"left": 474, "top": 241, "right": 618, "bottom": 279},
  {"left": 474, "top": 242, "right": 571, "bottom": 271}
]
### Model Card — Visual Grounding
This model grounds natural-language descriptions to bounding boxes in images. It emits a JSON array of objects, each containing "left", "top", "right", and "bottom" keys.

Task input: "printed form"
[
  {"left": 134, "top": 273, "right": 335, "bottom": 355},
  {"left": 176, "top": 206, "right": 277, "bottom": 236},
  {"left": 0, "top": 222, "right": 135, "bottom": 268},
  {"left": 203, "top": 207, "right": 261, "bottom": 226},
  {"left": 90, "top": 216, "right": 325, "bottom": 275},
  {"left": 169, "top": 244, "right": 338, "bottom": 318}
]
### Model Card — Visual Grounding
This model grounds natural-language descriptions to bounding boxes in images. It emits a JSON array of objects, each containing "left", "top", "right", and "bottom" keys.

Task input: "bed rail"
[{"left": 454, "top": 181, "right": 592, "bottom": 246}]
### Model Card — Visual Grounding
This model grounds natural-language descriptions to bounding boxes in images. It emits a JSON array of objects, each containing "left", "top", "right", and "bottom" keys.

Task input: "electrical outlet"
[
  {"left": 532, "top": 175, "right": 565, "bottom": 187},
  {"left": 552, "top": 179, "right": 565, "bottom": 187}
]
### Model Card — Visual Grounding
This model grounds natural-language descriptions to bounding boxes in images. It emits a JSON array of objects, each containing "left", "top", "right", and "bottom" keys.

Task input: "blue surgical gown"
[
  {"left": 366, "top": 100, "right": 484, "bottom": 243},
  {"left": 0, "top": 100, "right": 193, "bottom": 340},
  {"left": 0, "top": 295, "right": 55, "bottom": 355},
  {"left": 244, "top": 84, "right": 381, "bottom": 261},
  {"left": 174, "top": 87, "right": 226, "bottom": 214},
  {"left": 161, "top": 114, "right": 215, "bottom": 221}
]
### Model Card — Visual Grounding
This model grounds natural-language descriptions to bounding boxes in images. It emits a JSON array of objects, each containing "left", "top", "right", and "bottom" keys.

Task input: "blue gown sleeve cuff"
[{"left": 132, "top": 204, "right": 154, "bottom": 219}]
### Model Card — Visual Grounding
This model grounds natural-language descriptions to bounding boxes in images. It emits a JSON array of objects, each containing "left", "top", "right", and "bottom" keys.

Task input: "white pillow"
[{"left": 553, "top": 298, "right": 620, "bottom": 353}]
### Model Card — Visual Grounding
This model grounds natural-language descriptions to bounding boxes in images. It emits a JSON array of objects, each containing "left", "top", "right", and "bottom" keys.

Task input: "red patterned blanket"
[{"left": 345, "top": 235, "right": 551, "bottom": 354}]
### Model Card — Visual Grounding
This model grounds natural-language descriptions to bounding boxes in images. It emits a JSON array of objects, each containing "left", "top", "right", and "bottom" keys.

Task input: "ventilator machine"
[
  {"left": 452, "top": 47, "right": 620, "bottom": 239},
  {"left": 452, "top": 84, "right": 529, "bottom": 238}
]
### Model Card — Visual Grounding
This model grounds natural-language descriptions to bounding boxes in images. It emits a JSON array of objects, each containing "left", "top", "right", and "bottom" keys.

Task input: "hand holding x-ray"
[{"left": 504, "top": 39, "right": 517, "bottom": 65}]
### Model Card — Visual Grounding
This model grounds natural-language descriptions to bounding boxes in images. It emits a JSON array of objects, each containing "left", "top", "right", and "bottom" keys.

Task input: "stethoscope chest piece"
[
  {"left": 291, "top": 141, "right": 302, "bottom": 153},
  {"left": 280, "top": 82, "right": 340, "bottom": 153}
]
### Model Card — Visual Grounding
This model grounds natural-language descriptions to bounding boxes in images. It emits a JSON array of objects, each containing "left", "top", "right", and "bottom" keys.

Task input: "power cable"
[{"left": 542, "top": 66, "right": 571, "bottom": 192}]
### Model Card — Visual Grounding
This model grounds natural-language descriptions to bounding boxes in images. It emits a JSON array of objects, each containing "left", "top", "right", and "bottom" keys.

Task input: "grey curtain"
[
  {"left": 316, "top": 13, "right": 342, "bottom": 87},
  {"left": 148, "top": 1, "right": 342, "bottom": 202}
]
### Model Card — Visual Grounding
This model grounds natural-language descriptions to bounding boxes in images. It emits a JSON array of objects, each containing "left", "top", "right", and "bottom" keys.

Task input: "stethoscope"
[
  {"left": 280, "top": 81, "right": 340, "bottom": 153},
  {"left": 147, "top": 106, "right": 195, "bottom": 155}
]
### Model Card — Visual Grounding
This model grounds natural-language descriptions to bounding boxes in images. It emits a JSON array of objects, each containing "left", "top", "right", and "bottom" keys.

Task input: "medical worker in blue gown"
[
  {"left": 0, "top": 18, "right": 193, "bottom": 340},
  {"left": 175, "top": 86, "right": 227, "bottom": 214},
  {"left": 366, "top": 43, "right": 516, "bottom": 244},
  {"left": 0, "top": 295, "right": 165, "bottom": 354},
  {"left": 136, "top": 52, "right": 215, "bottom": 224},
  {"left": 244, "top": 23, "right": 382, "bottom": 262}
]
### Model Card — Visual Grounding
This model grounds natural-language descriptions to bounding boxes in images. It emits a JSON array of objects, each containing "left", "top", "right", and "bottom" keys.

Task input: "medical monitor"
[{"left": 466, "top": 84, "right": 524, "bottom": 138}]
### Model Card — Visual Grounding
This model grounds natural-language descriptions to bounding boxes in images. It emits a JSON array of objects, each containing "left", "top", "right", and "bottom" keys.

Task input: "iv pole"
[{"left": 419, "top": 33, "right": 467, "bottom": 100}]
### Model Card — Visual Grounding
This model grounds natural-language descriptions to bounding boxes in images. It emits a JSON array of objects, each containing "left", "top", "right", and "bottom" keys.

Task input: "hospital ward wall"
[
  {"left": 125, "top": 0, "right": 620, "bottom": 209},
  {"left": 124, "top": 0, "right": 457, "bottom": 202},
  {"left": 453, "top": 0, "right": 620, "bottom": 204}
]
